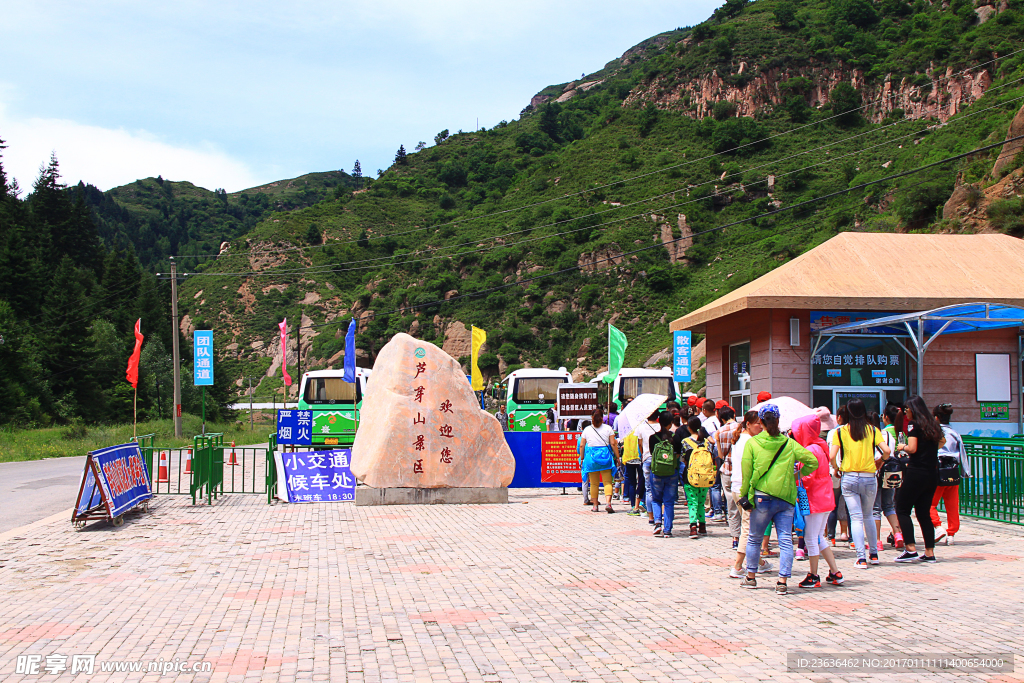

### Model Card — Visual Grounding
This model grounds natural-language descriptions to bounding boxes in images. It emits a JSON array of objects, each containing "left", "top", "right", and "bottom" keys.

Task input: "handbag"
[
  {"left": 796, "top": 479, "right": 811, "bottom": 516},
  {"left": 938, "top": 455, "right": 962, "bottom": 486}
]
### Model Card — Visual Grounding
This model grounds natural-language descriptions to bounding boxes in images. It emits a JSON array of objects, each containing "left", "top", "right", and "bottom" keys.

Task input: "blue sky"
[{"left": 0, "top": 1, "right": 722, "bottom": 193}]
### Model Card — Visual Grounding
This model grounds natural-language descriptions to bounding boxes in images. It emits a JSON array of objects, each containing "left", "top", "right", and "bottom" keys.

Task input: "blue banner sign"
[
  {"left": 276, "top": 409, "right": 313, "bottom": 445},
  {"left": 193, "top": 330, "right": 214, "bottom": 386},
  {"left": 79, "top": 443, "right": 153, "bottom": 518},
  {"left": 673, "top": 330, "right": 692, "bottom": 383},
  {"left": 282, "top": 449, "right": 355, "bottom": 502}
]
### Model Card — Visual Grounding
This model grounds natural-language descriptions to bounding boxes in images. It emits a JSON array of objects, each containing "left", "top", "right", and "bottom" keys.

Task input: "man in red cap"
[{"left": 757, "top": 391, "right": 772, "bottom": 403}]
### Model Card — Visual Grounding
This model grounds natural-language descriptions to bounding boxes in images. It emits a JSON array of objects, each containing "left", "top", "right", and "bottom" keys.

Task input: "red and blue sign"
[
  {"left": 75, "top": 443, "right": 152, "bottom": 519},
  {"left": 282, "top": 448, "right": 355, "bottom": 502}
]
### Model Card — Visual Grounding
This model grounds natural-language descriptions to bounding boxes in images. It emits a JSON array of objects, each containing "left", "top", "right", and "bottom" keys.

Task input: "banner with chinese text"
[
  {"left": 282, "top": 449, "right": 356, "bottom": 502},
  {"left": 540, "top": 432, "right": 582, "bottom": 483}
]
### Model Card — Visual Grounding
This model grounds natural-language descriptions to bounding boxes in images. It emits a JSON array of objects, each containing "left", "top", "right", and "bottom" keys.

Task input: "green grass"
[{"left": 0, "top": 414, "right": 274, "bottom": 463}]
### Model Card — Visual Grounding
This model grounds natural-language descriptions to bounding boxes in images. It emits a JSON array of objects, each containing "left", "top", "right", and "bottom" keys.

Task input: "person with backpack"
[
  {"left": 739, "top": 403, "right": 819, "bottom": 594},
  {"left": 871, "top": 410, "right": 901, "bottom": 553},
  {"left": 649, "top": 412, "right": 680, "bottom": 537},
  {"left": 677, "top": 416, "right": 717, "bottom": 538},
  {"left": 930, "top": 403, "right": 971, "bottom": 545},
  {"left": 621, "top": 426, "right": 644, "bottom": 516},
  {"left": 826, "top": 406, "right": 851, "bottom": 546},
  {"left": 792, "top": 414, "right": 844, "bottom": 588},
  {"left": 636, "top": 409, "right": 661, "bottom": 527},
  {"left": 893, "top": 395, "right": 946, "bottom": 562},
  {"left": 880, "top": 404, "right": 905, "bottom": 549},
  {"left": 829, "top": 398, "right": 892, "bottom": 568},
  {"left": 578, "top": 408, "right": 620, "bottom": 513}
]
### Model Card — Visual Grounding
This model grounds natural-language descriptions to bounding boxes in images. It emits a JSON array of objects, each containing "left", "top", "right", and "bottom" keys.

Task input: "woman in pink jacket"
[{"left": 792, "top": 414, "right": 843, "bottom": 588}]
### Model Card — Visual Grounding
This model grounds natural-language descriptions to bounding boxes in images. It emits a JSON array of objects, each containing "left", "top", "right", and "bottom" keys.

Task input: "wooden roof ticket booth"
[{"left": 669, "top": 233, "right": 1024, "bottom": 437}]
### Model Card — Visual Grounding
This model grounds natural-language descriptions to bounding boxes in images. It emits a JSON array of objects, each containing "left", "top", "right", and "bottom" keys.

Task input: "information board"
[
  {"left": 557, "top": 384, "right": 599, "bottom": 418},
  {"left": 980, "top": 402, "right": 1010, "bottom": 421},
  {"left": 277, "top": 409, "right": 313, "bottom": 445},
  {"left": 673, "top": 330, "right": 692, "bottom": 383},
  {"left": 540, "top": 432, "right": 582, "bottom": 483},
  {"left": 193, "top": 330, "right": 214, "bottom": 386},
  {"left": 76, "top": 443, "right": 153, "bottom": 519},
  {"left": 282, "top": 449, "right": 356, "bottom": 502}
]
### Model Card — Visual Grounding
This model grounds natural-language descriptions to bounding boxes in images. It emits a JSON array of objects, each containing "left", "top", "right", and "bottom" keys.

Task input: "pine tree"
[
  {"left": 0, "top": 137, "right": 8, "bottom": 197},
  {"left": 40, "top": 255, "right": 97, "bottom": 421},
  {"left": 352, "top": 160, "right": 362, "bottom": 178},
  {"left": 395, "top": 145, "right": 408, "bottom": 165}
]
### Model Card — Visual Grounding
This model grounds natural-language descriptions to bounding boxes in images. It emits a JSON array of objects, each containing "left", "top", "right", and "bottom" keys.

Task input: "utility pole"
[
  {"left": 249, "top": 376, "right": 254, "bottom": 431},
  {"left": 295, "top": 313, "right": 302, "bottom": 404},
  {"left": 170, "top": 257, "right": 183, "bottom": 437}
]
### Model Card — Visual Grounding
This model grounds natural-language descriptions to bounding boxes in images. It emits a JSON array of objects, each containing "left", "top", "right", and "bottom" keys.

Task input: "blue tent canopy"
[
  {"left": 815, "top": 303, "right": 1024, "bottom": 432},
  {"left": 818, "top": 303, "right": 1024, "bottom": 337}
]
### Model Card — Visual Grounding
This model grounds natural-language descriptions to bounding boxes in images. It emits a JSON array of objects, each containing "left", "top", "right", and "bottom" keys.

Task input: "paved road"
[
  {"left": 1, "top": 490, "right": 1022, "bottom": 681},
  {"left": 0, "top": 457, "right": 86, "bottom": 533}
]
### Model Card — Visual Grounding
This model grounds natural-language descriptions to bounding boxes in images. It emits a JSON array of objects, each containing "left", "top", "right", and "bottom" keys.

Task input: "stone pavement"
[{"left": 1, "top": 490, "right": 1023, "bottom": 683}]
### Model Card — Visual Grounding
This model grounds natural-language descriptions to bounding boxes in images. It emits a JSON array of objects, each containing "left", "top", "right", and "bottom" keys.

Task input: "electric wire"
[{"left": 169, "top": 48, "right": 1024, "bottom": 262}]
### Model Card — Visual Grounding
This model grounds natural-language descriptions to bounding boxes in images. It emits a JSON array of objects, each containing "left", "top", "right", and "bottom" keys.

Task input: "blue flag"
[{"left": 343, "top": 318, "right": 356, "bottom": 383}]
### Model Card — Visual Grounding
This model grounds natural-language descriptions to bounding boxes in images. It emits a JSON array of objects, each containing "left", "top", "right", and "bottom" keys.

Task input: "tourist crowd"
[{"left": 576, "top": 393, "right": 970, "bottom": 595}]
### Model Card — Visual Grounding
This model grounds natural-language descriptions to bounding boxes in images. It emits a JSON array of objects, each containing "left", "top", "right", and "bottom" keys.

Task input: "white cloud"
[{"left": 0, "top": 99, "right": 262, "bottom": 193}]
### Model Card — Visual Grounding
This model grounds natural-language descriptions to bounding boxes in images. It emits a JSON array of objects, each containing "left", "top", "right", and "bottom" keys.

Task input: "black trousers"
[
  {"left": 896, "top": 467, "right": 939, "bottom": 549},
  {"left": 625, "top": 463, "right": 645, "bottom": 507}
]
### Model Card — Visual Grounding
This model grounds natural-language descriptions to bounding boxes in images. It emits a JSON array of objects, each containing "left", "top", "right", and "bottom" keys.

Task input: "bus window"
[
  {"left": 513, "top": 378, "right": 564, "bottom": 404},
  {"left": 304, "top": 378, "right": 360, "bottom": 404},
  {"left": 619, "top": 377, "right": 676, "bottom": 403}
]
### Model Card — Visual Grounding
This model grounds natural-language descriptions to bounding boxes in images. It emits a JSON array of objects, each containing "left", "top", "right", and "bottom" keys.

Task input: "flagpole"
[{"left": 133, "top": 386, "right": 137, "bottom": 440}]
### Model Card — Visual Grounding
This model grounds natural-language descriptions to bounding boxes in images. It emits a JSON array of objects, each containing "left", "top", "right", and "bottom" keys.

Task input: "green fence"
[
  {"left": 960, "top": 436, "right": 1024, "bottom": 525},
  {"left": 191, "top": 433, "right": 225, "bottom": 505}
]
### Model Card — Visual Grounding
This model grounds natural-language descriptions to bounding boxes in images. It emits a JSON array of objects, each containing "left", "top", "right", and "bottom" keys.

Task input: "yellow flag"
[{"left": 471, "top": 326, "right": 487, "bottom": 391}]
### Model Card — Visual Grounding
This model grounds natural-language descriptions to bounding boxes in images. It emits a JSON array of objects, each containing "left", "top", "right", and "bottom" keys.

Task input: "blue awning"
[{"left": 817, "top": 303, "right": 1024, "bottom": 337}]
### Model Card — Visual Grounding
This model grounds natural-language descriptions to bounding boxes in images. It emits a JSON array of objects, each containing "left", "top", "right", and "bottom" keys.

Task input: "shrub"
[{"left": 713, "top": 100, "right": 738, "bottom": 121}]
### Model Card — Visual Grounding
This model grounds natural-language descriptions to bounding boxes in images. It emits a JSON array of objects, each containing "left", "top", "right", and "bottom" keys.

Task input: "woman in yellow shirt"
[{"left": 829, "top": 399, "right": 892, "bottom": 568}]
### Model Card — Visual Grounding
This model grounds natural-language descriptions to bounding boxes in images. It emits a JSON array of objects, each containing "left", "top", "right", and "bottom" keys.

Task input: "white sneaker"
[
  {"left": 947, "top": 535, "right": 954, "bottom": 546},
  {"left": 934, "top": 527, "right": 947, "bottom": 544},
  {"left": 728, "top": 567, "right": 744, "bottom": 579},
  {"left": 757, "top": 559, "right": 773, "bottom": 574}
]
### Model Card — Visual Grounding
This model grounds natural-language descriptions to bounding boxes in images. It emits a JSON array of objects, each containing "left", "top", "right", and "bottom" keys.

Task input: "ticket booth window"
[
  {"left": 812, "top": 336, "right": 907, "bottom": 414},
  {"left": 729, "top": 342, "right": 751, "bottom": 415}
]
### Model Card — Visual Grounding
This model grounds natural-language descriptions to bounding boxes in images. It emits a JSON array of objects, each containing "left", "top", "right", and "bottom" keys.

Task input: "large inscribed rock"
[{"left": 351, "top": 333, "right": 515, "bottom": 493}]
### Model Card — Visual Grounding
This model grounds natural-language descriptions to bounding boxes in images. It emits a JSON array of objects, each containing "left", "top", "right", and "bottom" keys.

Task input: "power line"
[
  {"left": 170, "top": 48, "right": 1024, "bottom": 262},
  {"left": 306, "top": 135, "right": 1023, "bottom": 328},
  {"left": 181, "top": 88, "right": 1024, "bottom": 280}
]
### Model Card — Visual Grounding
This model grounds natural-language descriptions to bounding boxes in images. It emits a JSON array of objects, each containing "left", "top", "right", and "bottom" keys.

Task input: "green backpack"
[{"left": 651, "top": 435, "right": 677, "bottom": 477}]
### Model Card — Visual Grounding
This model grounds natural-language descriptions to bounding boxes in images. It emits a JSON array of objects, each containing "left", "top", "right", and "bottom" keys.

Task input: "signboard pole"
[{"left": 202, "top": 387, "right": 206, "bottom": 435}]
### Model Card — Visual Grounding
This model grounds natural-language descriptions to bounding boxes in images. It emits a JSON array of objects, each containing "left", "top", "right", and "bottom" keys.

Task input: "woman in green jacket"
[{"left": 739, "top": 403, "right": 819, "bottom": 595}]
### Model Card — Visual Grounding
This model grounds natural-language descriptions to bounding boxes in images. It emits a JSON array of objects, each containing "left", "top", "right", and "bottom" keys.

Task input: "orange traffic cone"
[
  {"left": 184, "top": 448, "right": 193, "bottom": 474},
  {"left": 227, "top": 441, "right": 238, "bottom": 466},
  {"left": 158, "top": 451, "right": 170, "bottom": 483}
]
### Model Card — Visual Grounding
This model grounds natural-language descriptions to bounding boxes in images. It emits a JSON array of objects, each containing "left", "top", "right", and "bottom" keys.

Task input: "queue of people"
[{"left": 576, "top": 393, "right": 971, "bottom": 594}]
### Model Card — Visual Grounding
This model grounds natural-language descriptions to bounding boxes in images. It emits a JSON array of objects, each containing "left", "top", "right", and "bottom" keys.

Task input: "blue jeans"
[
  {"left": 745, "top": 493, "right": 795, "bottom": 578},
  {"left": 650, "top": 474, "right": 679, "bottom": 533},
  {"left": 643, "top": 459, "right": 653, "bottom": 514},
  {"left": 873, "top": 478, "right": 897, "bottom": 520},
  {"left": 842, "top": 472, "right": 879, "bottom": 560},
  {"left": 709, "top": 481, "right": 726, "bottom": 516}
]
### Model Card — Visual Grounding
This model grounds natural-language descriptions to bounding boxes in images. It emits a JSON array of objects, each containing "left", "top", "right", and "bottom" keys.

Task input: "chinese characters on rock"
[{"left": 411, "top": 360, "right": 457, "bottom": 473}]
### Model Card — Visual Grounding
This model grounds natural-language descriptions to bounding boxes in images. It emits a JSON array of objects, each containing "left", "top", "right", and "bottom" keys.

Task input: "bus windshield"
[
  {"left": 619, "top": 377, "right": 676, "bottom": 403},
  {"left": 303, "top": 377, "right": 360, "bottom": 404},
  {"left": 512, "top": 378, "right": 564, "bottom": 404}
]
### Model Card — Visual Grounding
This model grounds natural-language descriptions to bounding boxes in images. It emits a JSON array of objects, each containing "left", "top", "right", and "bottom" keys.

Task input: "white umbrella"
[
  {"left": 620, "top": 393, "right": 669, "bottom": 437},
  {"left": 752, "top": 396, "right": 837, "bottom": 432}
]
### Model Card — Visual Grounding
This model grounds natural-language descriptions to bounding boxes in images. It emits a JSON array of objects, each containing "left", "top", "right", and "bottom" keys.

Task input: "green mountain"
[
  {"left": 3, "top": 0, "right": 1024, "bottom": 425},
  {"left": 77, "top": 170, "right": 361, "bottom": 272}
]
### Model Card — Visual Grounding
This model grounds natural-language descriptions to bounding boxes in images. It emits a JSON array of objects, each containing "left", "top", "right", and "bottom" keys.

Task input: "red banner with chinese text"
[{"left": 540, "top": 432, "right": 582, "bottom": 483}]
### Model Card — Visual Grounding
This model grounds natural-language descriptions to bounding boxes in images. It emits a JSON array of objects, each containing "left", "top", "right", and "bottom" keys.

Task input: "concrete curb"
[
  {"left": 0, "top": 508, "right": 73, "bottom": 543},
  {"left": 355, "top": 487, "right": 509, "bottom": 505}
]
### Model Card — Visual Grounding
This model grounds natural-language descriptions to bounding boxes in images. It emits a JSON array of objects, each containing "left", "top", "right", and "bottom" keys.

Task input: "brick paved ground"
[{"left": 1, "top": 489, "right": 1023, "bottom": 683}]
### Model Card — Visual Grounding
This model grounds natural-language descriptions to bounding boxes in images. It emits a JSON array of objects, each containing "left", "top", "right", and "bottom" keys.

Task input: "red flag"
[
  {"left": 279, "top": 319, "right": 292, "bottom": 386},
  {"left": 126, "top": 319, "right": 144, "bottom": 388}
]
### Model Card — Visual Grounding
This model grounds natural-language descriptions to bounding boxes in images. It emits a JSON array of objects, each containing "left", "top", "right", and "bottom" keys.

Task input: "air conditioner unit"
[{"left": 789, "top": 318, "right": 800, "bottom": 347}]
